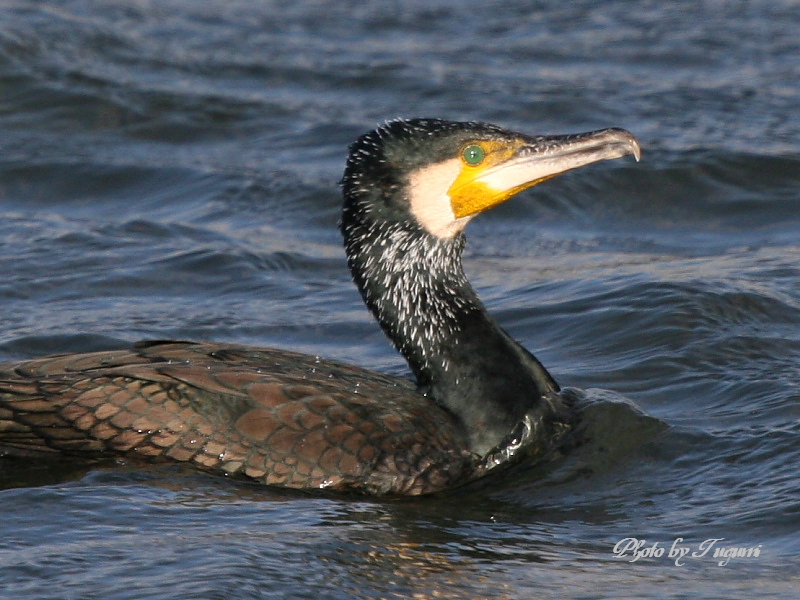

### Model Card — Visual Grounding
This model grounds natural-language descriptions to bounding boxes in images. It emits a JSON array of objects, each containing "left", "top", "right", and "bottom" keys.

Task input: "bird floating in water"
[{"left": 0, "top": 119, "right": 640, "bottom": 495}]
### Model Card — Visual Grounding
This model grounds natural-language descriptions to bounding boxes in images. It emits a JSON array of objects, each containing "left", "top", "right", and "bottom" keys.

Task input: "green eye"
[{"left": 462, "top": 144, "right": 485, "bottom": 166}]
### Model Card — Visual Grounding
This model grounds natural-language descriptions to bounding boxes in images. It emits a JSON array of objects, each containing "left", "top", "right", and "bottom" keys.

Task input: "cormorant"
[{"left": 0, "top": 119, "right": 640, "bottom": 495}]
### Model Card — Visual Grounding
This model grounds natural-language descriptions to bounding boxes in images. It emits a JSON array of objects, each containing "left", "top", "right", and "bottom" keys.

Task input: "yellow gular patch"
[{"left": 447, "top": 139, "right": 534, "bottom": 219}]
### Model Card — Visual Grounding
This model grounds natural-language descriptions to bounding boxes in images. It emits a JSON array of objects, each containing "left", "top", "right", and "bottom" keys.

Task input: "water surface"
[{"left": 1, "top": 1, "right": 799, "bottom": 598}]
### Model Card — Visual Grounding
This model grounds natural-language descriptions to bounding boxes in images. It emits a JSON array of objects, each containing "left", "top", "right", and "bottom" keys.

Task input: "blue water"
[{"left": 1, "top": 1, "right": 799, "bottom": 598}]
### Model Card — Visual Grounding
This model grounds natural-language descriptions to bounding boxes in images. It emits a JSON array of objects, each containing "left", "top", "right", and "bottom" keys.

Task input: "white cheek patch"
[{"left": 408, "top": 159, "right": 472, "bottom": 239}]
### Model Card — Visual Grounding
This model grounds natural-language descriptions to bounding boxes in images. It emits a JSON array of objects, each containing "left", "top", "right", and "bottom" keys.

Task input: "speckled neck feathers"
[
  {"left": 340, "top": 119, "right": 564, "bottom": 457},
  {"left": 342, "top": 215, "right": 476, "bottom": 377}
]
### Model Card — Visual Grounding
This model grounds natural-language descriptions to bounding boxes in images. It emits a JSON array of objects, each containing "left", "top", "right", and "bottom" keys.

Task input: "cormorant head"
[{"left": 341, "top": 118, "right": 641, "bottom": 239}]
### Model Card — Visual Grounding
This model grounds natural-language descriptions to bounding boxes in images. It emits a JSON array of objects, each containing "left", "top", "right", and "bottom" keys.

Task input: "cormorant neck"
[{"left": 341, "top": 211, "right": 560, "bottom": 457}]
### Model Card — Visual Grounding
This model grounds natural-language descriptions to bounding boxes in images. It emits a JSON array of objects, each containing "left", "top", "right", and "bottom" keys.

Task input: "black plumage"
[{"left": 0, "top": 119, "right": 640, "bottom": 494}]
